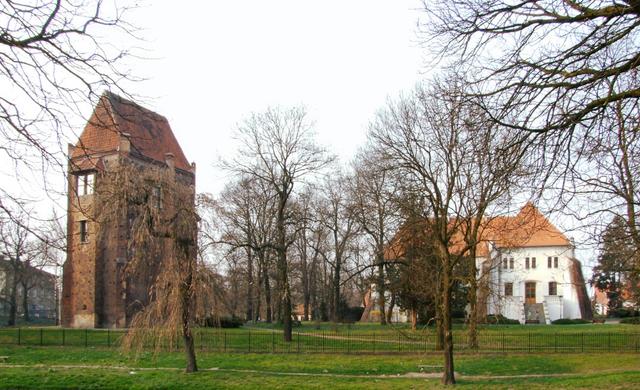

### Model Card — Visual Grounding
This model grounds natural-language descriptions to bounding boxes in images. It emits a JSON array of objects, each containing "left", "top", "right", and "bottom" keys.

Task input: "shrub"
[
  {"left": 608, "top": 308, "right": 639, "bottom": 318},
  {"left": 551, "top": 318, "right": 590, "bottom": 325},
  {"left": 484, "top": 314, "right": 520, "bottom": 325},
  {"left": 620, "top": 317, "right": 640, "bottom": 324},
  {"left": 202, "top": 316, "right": 244, "bottom": 328}
]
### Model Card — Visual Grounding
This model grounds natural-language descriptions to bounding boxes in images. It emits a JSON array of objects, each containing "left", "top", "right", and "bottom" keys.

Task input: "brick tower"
[{"left": 61, "top": 92, "right": 195, "bottom": 328}]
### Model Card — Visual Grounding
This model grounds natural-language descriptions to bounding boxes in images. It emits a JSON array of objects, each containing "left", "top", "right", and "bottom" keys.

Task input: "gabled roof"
[
  {"left": 385, "top": 203, "right": 572, "bottom": 260},
  {"left": 483, "top": 202, "right": 571, "bottom": 251},
  {"left": 71, "top": 91, "right": 192, "bottom": 172}
]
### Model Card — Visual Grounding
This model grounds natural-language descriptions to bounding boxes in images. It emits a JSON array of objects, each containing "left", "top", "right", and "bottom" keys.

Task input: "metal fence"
[{"left": 1, "top": 328, "right": 639, "bottom": 353}]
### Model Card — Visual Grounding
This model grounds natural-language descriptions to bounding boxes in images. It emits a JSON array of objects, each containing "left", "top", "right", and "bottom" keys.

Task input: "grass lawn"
[
  {"left": 2, "top": 322, "right": 639, "bottom": 354},
  {"left": 0, "top": 346, "right": 639, "bottom": 389}
]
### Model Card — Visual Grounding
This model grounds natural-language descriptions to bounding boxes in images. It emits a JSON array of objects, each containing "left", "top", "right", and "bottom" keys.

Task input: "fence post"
[
  {"left": 373, "top": 332, "right": 376, "bottom": 353},
  {"left": 62, "top": 328, "right": 65, "bottom": 346},
  {"left": 272, "top": 331, "right": 275, "bottom": 353},
  {"left": 297, "top": 332, "right": 300, "bottom": 353},
  {"left": 398, "top": 332, "right": 401, "bottom": 352},
  {"left": 347, "top": 328, "right": 350, "bottom": 354},
  {"left": 40, "top": 328, "right": 43, "bottom": 346},
  {"left": 554, "top": 333, "right": 557, "bottom": 353},
  {"left": 581, "top": 333, "right": 584, "bottom": 353},
  {"left": 322, "top": 330, "right": 325, "bottom": 353},
  {"left": 248, "top": 329, "right": 251, "bottom": 353},
  {"left": 224, "top": 331, "right": 227, "bottom": 353},
  {"left": 17, "top": 328, "right": 20, "bottom": 345},
  {"left": 85, "top": 329, "right": 88, "bottom": 348},
  {"left": 608, "top": 333, "right": 611, "bottom": 352},
  {"left": 107, "top": 329, "right": 111, "bottom": 347},
  {"left": 528, "top": 332, "right": 531, "bottom": 353}
]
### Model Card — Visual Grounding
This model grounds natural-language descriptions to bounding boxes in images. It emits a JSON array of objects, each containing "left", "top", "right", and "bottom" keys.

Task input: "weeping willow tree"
[{"left": 96, "top": 157, "right": 209, "bottom": 373}]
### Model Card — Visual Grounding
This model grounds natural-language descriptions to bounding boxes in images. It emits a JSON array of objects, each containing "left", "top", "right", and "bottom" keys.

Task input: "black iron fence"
[{"left": 1, "top": 327, "right": 639, "bottom": 354}]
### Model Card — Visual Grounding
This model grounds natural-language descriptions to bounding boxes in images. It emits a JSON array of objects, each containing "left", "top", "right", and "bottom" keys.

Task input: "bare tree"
[
  {"left": 313, "top": 172, "right": 360, "bottom": 322},
  {"left": 351, "top": 150, "right": 400, "bottom": 325},
  {"left": 224, "top": 106, "right": 332, "bottom": 341},
  {"left": 1, "top": 0, "right": 140, "bottom": 222},
  {"left": 370, "top": 78, "right": 523, "bottom": 385},
  {"left": 423, "top": 1, "right": 640, "bottom": 135},
  {"left": 97, "top": 161, "right": 201, "bottom": 373},
  {"left": 0, "top": 209, "right": 36, "bottom": 325},
  {"left": 423, "top": 0, "right": 640, "bottom": 266}
]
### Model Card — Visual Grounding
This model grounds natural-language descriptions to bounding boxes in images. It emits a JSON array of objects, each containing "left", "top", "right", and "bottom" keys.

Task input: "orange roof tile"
[
  {"left": 385, "top": 203, "right": 571, "bottom": 260},
  {"left": 71, "top": 92, "right": 192, "bottom": 172}
]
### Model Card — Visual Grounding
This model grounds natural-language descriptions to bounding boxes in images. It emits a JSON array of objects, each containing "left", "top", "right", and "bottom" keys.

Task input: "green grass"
[
  {"left": 0, "top": 347, "right": 639, "bottom": 389},
  {"left": 1, "top": 322, "right": 639, "bottom": 354}
]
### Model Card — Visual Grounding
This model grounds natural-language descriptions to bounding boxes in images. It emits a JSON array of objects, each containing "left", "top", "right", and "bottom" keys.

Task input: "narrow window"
[
  {"left": 549, "top": 281, "right": 557, "bottom": 296},
  {"left": 76, "top": 173, "right": 95, "bottom": 195},
  {"left": 152, "top": 186, "right": 162, "bottom": 209},
  {"left": 509, "top": 258, "right": 514, "bottom": 269},
  {"left": 505, "top": 283, "right": 513, "bottom": 297},
  {"left": 79, "top": 220, "right": 88, "bottom": 243},
  {"left": 502, "top": 258, "right": 508, "bottom": 269},
  {"left": 548, "top": 257, "right": 552, "bottom": 268},
  {"left": 525, "top": 257, "right": 530, "bottom": 269},
  {"left": 554, "top": 257, "right": 559, "bottom": 268},
  {"left": 532, "top": 257, "right": 536, "bottom": 269}
]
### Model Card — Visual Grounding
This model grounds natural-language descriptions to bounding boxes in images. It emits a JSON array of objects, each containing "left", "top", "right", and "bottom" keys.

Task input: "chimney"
[
  {"left": 165, "top": 152, "right": 175, "bottom": 171},
  {"left": 190, "top": 162, "right": 196, "bottom": 174},
  {"left": 118, "top": 132, "right": 131, "bottom": 154}
]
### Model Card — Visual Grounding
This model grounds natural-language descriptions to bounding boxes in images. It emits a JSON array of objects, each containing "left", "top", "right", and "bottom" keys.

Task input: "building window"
[
  {"left": 152, "top": 186, "right": 162, "bottom": 209},
  {"left": 549, "top": 281, "right": 557, "bottom": 296},
  {"left": 505, "top": 282, "right": 513, "bottom": 297},
  {"left": 509, "top": 258, "right": 514, "bottom": 269},
  {"left": 502, "top": 258, "right": 508, "bottom": 269},
  {"left": 76, "top": 173, "right": 95, "bottom": 196},
  {"left": 532, "top": 257, "right": 536, "bottom": 269},
  {"left": 525, "top": 257, "right": 530, "bottom": 269},
  {"left": 79, "top": 220, "right": 88, "bottom": 243},
  {"left": 548, "top": 257, "right": 552, "bottom": 268},
  {"left": 554, "top": 257, "right": 559, "bottom": 268}
]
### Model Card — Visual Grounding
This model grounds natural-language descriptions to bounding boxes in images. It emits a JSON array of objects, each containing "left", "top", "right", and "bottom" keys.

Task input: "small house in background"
[
  {"left": 0, "top": 256, "right": 57, "bottom": 322},
  {"left": 61, "top": 91, "right": 196, "bottom": 329},
  {"left": 478, "top": 203, "right": 592, "bottom": 324},
  {"left": 384, "top": 203, "right": 592, "bottom": 325}
]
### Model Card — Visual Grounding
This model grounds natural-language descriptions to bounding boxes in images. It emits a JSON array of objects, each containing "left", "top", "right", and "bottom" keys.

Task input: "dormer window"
[{"left": 77, "top": 173, "right": 95, "bottom": 195}]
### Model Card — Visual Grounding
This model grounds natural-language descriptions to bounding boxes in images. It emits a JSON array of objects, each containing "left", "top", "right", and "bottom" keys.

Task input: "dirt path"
[{"left": 1, "top": 363, "right": 637, "bottom": 381}]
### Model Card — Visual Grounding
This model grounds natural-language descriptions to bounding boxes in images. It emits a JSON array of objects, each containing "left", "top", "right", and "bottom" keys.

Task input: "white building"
[{"left": 476, "top": 203, "right": 592, "bottom": 324}]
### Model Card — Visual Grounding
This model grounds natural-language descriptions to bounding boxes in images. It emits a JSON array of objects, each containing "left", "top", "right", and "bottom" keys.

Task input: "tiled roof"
[
  {"left": 385, "top": 203, "right": 572, "bottom": 260},
  {"left": 71, "top": 91, "right": 192, "bottom": 171}
]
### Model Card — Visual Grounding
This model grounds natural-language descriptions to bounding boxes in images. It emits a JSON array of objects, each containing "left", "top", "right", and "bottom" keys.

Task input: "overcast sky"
[{"left": 119, "top": 0, "right": 427, "bottom": 196}]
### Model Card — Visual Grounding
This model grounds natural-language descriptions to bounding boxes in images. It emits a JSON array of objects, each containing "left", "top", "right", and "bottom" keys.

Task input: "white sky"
[
  {"left": 3, "top": 1, "right": 601, "bottom": 277},
  {"left": 122, "top": 0, "right": 426, "bottom": 196}
]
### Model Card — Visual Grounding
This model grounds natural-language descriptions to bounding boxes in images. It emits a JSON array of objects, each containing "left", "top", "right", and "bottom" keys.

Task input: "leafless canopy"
[
  {"left": 0, "top": 0, "right": 139, "bottom": 216},
  {"left": 423, "top": 0, "right": 640, "bottom": 136}
]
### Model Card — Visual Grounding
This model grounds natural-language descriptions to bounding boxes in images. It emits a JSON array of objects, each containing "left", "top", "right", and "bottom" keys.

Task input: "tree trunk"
[
  {"left": 467, "top": 248, "right": 478, "bottom": 349},
  {"left": 264, "top": 266, "right": 272, "bottom": 323},
  {"left": 331, "top": 253, "right": 342, "bottom": 323},
  {"left": 377, "top": 260, "right": 387, "bottom": 325},
  {"left": 386, "top": 293, "right": 395, "bottom": 324},
  {"left": 22, "top": 283, "right": 30, "bottom": 322},
  {"left": 441, "top": 263, "right": 455, "bottom": 385},
  {"left": 245, "top": 247, "right": 254, "bottom": 323},
  {"left": 435, "top": 276, "right": 443, "bottom": 351},
  {"left": 181, "top": 256, "right": 197, "bottom": 373},
  {"left": 254, "top": 264, "right": 262, "bottom": 322},
  {"left": 411, "top": 307, "right": 418, "bottom": 330},
  {"left": 8, "top": 274, "right": 18, "bottom": 326},
  {"left": 276, "top": 198, "right": 292, "bottom": 342}
]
